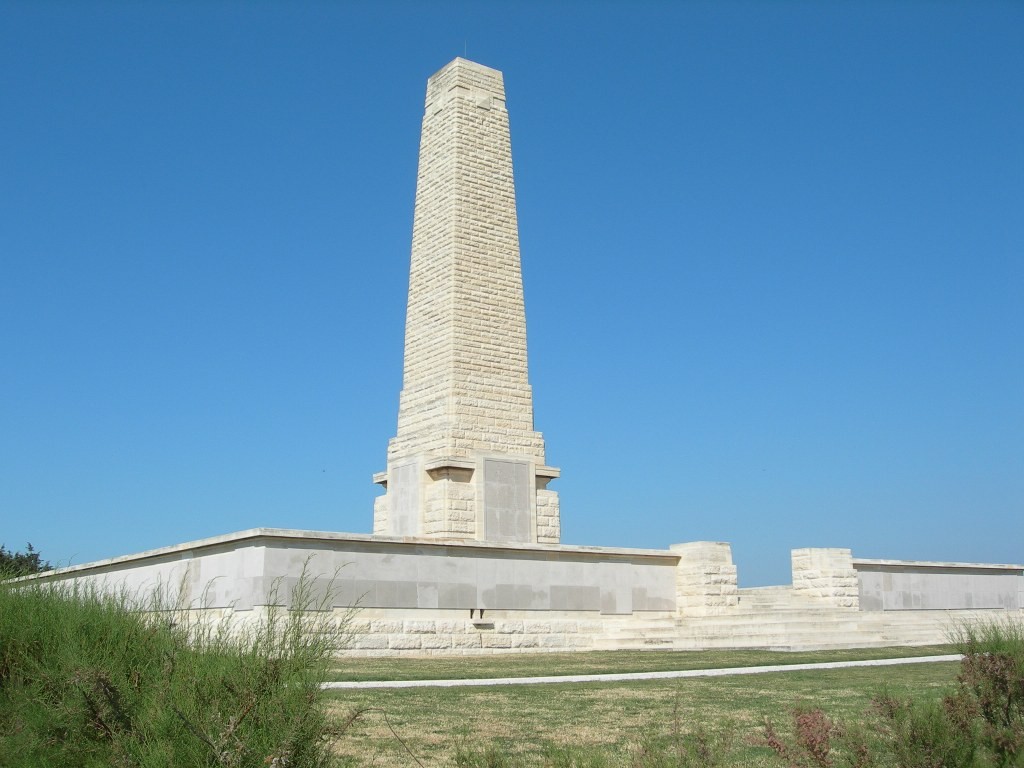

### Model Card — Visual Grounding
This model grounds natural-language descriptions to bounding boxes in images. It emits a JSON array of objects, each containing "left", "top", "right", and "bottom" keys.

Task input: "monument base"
[{"left": 26, "top": 528, "right": 1024, "bottom": 656}]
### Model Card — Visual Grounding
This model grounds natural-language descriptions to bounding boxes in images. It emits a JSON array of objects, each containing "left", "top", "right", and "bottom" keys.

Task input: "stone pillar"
[
  {"left": 535, "top": 485, "right": 560, "bottom": 545},
  {"left": 791, "top": 548, "right": 860, "bottom": 609},
  {"left": 373, "top": 58, "right": 559, "bottom": 543},
  {"left": 671, "top": 541, "right": 739, "bottom": 616}
]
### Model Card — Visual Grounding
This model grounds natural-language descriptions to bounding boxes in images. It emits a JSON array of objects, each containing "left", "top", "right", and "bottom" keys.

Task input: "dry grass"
[
  {"left": 327, "top": 659, "right": 960, "bottom": 766},
  {"left": 328, "top": 644, "right": 955, "bottom": 682}
]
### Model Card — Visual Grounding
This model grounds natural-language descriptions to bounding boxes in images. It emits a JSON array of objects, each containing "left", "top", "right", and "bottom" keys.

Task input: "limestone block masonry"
[
  {"left": 671, "top": 541, "right": 739, "bottom": 616},
  {"left": 792, "top": 548, "right": 860, "bottom": 609},
  {"left": 373, "top": 58, "right": 560, "bottom": 544},
  {"left": 346, "top": 614, "right": 607, "bottom": 655}
]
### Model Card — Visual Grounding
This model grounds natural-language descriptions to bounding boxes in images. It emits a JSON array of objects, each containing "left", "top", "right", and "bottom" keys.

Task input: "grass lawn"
[
  {"left": 327, "top": 651, "right": 960, "bottom": 766},
  {"left": 328, "top": 644, "right": 955, "bottom": 682}
]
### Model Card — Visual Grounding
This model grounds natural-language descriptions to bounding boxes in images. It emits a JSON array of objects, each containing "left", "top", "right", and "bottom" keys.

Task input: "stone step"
[
  {"left": 746, "top": 607, "right": 855, "bottom": 615},
  {"left": 598, "top": 629, "right": 877, "bottom": 650},
  {"left": 682, "top": 617, "right": 865, "bottom": 629},
  {"left": 592, "top": 637, "right": 678, "bottom": 650},
  {"left": 588, "top": 607, "right": 966, "bottom": 652},
  {"left": 736, "top": 587, "right": 794, "bottom": 599},
  {"left": 592, "top": 623, "right": 677, "bottom": 636},
  {"left": 732, "top": 607, "right": 855, "bottom": 618},
  {"left": 736, "top": 597, "right": 839, "bottom": 612},
  {"left": 675, "top": 623, "right": 947, "bottom": 646}
]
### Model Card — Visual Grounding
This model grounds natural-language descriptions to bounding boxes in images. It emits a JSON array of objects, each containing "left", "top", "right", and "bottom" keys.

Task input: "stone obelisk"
[{"left": 373, "top": 58, "right": 560, "bottom": 544}]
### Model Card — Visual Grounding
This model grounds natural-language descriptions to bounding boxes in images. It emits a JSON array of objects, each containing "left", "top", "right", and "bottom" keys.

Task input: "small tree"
[{"left": 0, "top": 543, "right": 51, "bottom": 577}]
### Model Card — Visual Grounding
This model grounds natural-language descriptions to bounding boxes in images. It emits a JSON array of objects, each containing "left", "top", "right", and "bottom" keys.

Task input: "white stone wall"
[
  {"left": 854, "top": 558, "right": 1024, "bottom": 611},
  {"left": 792, "top": 548, "right": 860, "bottom": 609},
  {"left": 372, "top": 495, "right": 388, "bottom": 535},
  {"left": 23, "top": 529, "right": 1024, "bottom": 655},
  {"left": 536, "top": 489, "right": 560, "bottom": 544},
  {"left": 421, "top": 471, "right": 477, "bottom": 537},
  {"left": 671, "top": 541, "right": 739, "bottom": 616}
]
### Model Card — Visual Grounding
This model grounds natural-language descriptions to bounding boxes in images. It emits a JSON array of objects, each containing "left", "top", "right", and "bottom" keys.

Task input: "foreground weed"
[
  {"left": 453, "top": 743, "right": 518, "bottom": 767},
  {"left": 453, "top": 742, "right": 615, "bottom": 768},
  {"left": 544, "top": 744, "right": 614, "bottom": 767},
  {"left": 0, "top": 558, "right": 353, "bottom": 768},
  {"left": 762, "top": 709, "right": 849, "bottom": 768},
  {"left": 872, "top": 694, "right": 978, "bottom": 768},
  {"left": 755, "top": 618, "right": 1024, "bottom": 768},
  {"left": 631, "top": 693, "right": 735, "bottom": 768},
  {"left": 950, "top": 618, "right": 1024, "bottom": 764}
]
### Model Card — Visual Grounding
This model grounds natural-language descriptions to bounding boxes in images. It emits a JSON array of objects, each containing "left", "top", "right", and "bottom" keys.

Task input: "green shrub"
[
  {"left": 873, "top": 693, "right": 979, "bottom": 768},
  {"left": 949, "top": 618, "right": 1024, "bottom": 766},
  {"left": 0, "top": 543, "right": 51, "bottom": 578},
  {"left": 0, "top": 564, "right": 351, "bottom": 767},
  {"left": 758, "top": 618, "right": 1024, "bottom": 768}
]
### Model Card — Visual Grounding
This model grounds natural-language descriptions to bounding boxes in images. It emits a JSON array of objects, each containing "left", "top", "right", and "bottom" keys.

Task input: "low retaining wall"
[
  {"left": 27, "top": 528, "right": 698, "bottom": 654},
  {"left": 853, "top": 558, "right": 1024, "bottom": 611},
  {"left": 30, "top": 528, "right": 682, "bottom": 614},
  {"left": 24, "top": 531, "right": 1023, "bottom": 654}
]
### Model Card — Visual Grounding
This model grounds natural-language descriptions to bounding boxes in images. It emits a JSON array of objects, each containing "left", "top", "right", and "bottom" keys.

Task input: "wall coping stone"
[
  {"left": 853, "top": 558, "right": 1024, "bottom": 572},
  {"left": 26, "top": 527, "right": 681, "bottom": 580}
]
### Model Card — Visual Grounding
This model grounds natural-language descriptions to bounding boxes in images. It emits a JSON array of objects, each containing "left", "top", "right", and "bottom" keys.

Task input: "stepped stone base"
[{"left": 342, "top": 604, "right": 1021, "bottom": 656}]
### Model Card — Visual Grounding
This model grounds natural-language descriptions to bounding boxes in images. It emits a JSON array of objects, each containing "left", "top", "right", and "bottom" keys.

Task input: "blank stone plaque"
[
  {"left": 390, "top": 463, "right": 420, "bottom": 536},
  {"left": 483, "top": 459, "right": 531, "bottom": 543}
]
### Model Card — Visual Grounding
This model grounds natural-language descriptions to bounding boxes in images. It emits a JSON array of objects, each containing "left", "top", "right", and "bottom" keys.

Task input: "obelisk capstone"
[{"left": 373, "top": 58, "right": 560, "bottom": 544}]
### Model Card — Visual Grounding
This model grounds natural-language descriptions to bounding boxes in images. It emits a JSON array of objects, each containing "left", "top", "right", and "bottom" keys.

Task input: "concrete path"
[{"left": 323, "top": 654, "right": 962, "bottom": 689}]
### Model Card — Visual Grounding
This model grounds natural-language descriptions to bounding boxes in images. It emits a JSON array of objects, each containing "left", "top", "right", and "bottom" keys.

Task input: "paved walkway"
[{"left": 322, "top": 654, "right": 962, "bottom": 689}]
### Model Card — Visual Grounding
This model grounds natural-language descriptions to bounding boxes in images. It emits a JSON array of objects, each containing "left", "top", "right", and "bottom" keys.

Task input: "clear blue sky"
[{"left": 2, "top": 2, "right": 1021, "bottom": 586}]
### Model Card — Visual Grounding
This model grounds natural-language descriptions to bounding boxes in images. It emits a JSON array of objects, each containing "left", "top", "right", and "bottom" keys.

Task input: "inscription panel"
[
  {"left": 389, "top": 463, "right": 420, "bottom": 536},
  {"left": 856, "top": 567, "right": 1023, "bottom": 610},
  {"left": 483, "top": 459, "right": 531, "bottom": 543}
]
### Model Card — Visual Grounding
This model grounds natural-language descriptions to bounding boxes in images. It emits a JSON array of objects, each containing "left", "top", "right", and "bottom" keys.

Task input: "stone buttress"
[{"left": 373, "top": 58, "right": 560, "bottom": 544}]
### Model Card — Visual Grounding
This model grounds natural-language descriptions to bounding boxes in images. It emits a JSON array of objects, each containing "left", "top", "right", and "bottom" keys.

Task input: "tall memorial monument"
[
  {"left": 372, "top": 58, "right": 561, "bottom": 544},
  {"left": 22, "top": 57, "right": 1021, "bottom": 656}
]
